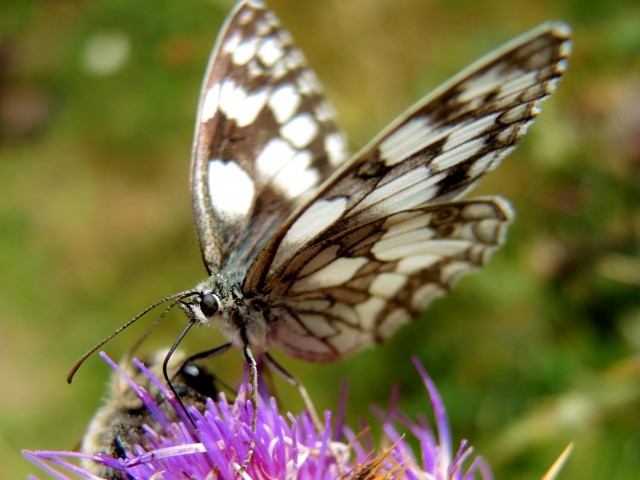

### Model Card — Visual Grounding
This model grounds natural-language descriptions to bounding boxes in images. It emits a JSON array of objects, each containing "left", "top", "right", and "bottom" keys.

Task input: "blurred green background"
[{"left": 1, "top": 0, "right": 639, "bottom": 478}]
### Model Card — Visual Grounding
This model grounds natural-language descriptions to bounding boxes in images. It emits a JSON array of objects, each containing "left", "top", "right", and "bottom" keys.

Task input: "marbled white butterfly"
[{"left": 69, "top": 0, "right": 570, "bottom": 470}]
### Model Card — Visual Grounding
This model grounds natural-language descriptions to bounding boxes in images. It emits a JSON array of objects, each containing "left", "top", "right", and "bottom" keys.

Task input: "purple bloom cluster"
[{"left": 25, "top": 353, "right": 492, "bottom": 480}]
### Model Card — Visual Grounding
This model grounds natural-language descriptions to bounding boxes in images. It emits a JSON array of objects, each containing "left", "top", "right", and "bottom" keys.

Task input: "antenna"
[{"left": 67, "top": 290, "right": 195, "bottom": 383}]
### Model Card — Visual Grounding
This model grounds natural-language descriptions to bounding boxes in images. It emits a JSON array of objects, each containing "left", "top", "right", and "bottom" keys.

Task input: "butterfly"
[{"left": 69, "top": 0, "right": 570, "bottom": 472}]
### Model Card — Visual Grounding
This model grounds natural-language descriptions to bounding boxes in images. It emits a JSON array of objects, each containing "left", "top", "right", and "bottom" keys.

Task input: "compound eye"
[{"left": 200, "top": 294, "right": 219, "bottom": 317}]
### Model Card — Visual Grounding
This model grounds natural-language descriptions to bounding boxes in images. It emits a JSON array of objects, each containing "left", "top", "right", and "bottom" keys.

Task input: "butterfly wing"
[
  {"left": 242, "top": 22, "right": 571, "bottom": 360},
  {"left": 266, "top": 198, "right": 512, "bottom": 361},
  {"left": 191, "top": 0, "right": 349, "bottom": 274},
  {"left": 246, "top": 22, "right": 571, "bottom": 291}
]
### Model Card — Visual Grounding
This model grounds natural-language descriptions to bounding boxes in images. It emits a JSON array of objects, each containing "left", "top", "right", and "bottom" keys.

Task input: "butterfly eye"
[{"left": 200, "top": 294, "right": 219, "bottom": 317}]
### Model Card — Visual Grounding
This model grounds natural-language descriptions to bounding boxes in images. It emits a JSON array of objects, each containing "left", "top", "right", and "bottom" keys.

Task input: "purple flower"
[{"left": 24, "top": 353, "right": 494, "bottom": 479}]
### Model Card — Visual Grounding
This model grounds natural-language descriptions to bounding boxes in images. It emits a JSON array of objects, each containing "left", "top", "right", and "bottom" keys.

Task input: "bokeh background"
[{"left": 1, "top": 0, "right": 639, "bottom": 478}]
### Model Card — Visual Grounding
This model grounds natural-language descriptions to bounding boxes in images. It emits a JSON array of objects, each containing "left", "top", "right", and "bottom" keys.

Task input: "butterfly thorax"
[{"left": 181, "top": 274, "right": 269, "bottom": 354}]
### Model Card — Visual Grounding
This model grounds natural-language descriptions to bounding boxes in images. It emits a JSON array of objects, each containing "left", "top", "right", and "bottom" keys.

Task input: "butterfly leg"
[
  {"left": 264, "top": 353, "right": 322, "bottom": 431},
  {"left": 177, "top": 342, "right": 234, "bottom": 363},
  {"left": 236, "top": 345, "right": 258, "bottom": 475},
  {"left": 175, "top": 342, "right": 237, "bottom": 397}
]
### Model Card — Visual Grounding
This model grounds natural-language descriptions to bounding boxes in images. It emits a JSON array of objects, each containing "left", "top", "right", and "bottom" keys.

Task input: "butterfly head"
[
  {"left": 179, "top": 275, "right": 269, "bottom": 352},
  {"left": 179, "top": 291, "right": 222, "bottom": 325}
]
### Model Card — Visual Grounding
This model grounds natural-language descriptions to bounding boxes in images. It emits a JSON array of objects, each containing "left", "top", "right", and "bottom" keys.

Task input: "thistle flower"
[{"left": 24, "top": 353, "right": 494, "bottom": 479}]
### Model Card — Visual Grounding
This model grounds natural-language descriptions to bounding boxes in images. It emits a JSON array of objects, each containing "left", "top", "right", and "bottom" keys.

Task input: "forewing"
[
  {"left": 245, "top": 22, "right": 570, "bottom": 292},
  {"left": 265, "top": 198, "right": 511, "bottom": 361},
  {"left": 191, "top": 0, "right": 349, "bottom": 273}
]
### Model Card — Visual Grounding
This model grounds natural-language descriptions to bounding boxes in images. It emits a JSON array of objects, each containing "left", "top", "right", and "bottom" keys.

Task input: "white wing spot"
[
  {"left": 354, "top": 167, "right": 428, "bottom": 213},
  {"left": 496, "top": 124, "right": 522, "bottom": 144},
  {"left": 373, "top": 238, "right": 470, "bottom": 262},
  {"left": 256, "top": 137, "right": 296, "bottom": 178},
  {"left": 219, "top": 79, "right": 246, "bottom": 119},
  {"left": 219, "top": 80, "right": 269, "bottom": 127},
  {"left": 256, "top": 138, "right": 318, "bottom": 197},
  {"left": 247, "top": 59, "right": 264, "bottom": 78},
  {"left": 500, "top": 103, "right": 531, "bottom": 124},
  {"left": 468, "top": 151, "right": 499, "bottom": 178},
  {"left": 293, "top": 257, "right": 368, "bottom": 292},
  {"left": 330, "top": 329, "right": 373, "bottom": 355},
  {"left": 237, "top": 7, "right": 256, "bottom": 25},
  {"left": 207, "top": 160, "right": 255, "bottom": 217},
  {"left": 298, "top": 245, "right": 339, "bottom": 277},
  {"left": 285, "top": 48, "right": 305, "bottom": 70},
  {"left": 559, "top": 35, "right": 572, "bottom": 55},
  {"left": 475, "top": 219, "right": 503, "bottom": 243},
  {"left": 273, "top": 197, "right": 348, "bottom": 273},
  {"left": 557, "top": 58, "right": 569, "bottom": 73},
  {"left": 232, "top": 37, "right": 260, "bottom": 66},
  {"left": 237, "top": 89, "right": 270, "bottom": 127},
  {"left": 325, "top": 132, "right": 348, "bottom": 165},
  {"left": 380, "top": 117, "right": 453, "bottom": 166},
  {"left": 431, "top": 137, "right": 486, "bottom": 173},
  {"left": 369, "top": 273, "right": 407, "bottom": 299},
  {"left": 277, "top": 28, "right": 293, "bottom": 45},
  {"left": 258, "top": 36, "right": 285, "bottom": 66},
  {"left": 376, "top": 228, "right": 437, "bottom": 255},
  {"left": 378, "top": 309, "right": 411, "bottom": 339},
  {"left": 496, "top": 71, "right": 538, "bottom": 102},
  {"left": 462, "top": 202, "right": 501, "bottom": 219},
  {"left": 271, "top": 59, "right": 288, "bottom": 79},
  {"left": 264, "top": 9, "right": 279, "bottom": 27},
  {"left": 281, "top": 113, "right": 319, "bottom": 148},
  {"left": 315, "top": 101, "right": 336, "bottom": 122},
  {"left": 222, "top": 32, "right": 241, "bottom": 55},
  {"left": 382, "top": 213, "right": 431, "bottom": 239},
  {"left": 299, "top": 314, "right": 336, "bottom": 337},
  {"left": 355, "top": 297, "right": 386, "bottom": 330},
  {"left": 457, "top": 65, "right": 506, "bottom": 103},
  {"left": 440, "top": 113, "right": 499, "bottom": 153},
  {"left": 382, "top": 211, "right": 422, "bottom": 227},
  {"left": 353, "top": 169, "right": 446, "bottom": 216},
  {"left": 297, "top": 69, "right": 322, "bottom": 94},
  {"left": 200, "top": 83, "right": 220, "bottom": 122},
  {"left": 411, "top": 284, "right": 445, "bottom": 310},
  {"left": 378, "top": 174, "right": 445, "bottom": 214},
  {"left": 255, "top": 20, "right": 271, "bottom": 36},
  {"left": 328, "top": 302, "right": 358, "bottom": 325},
  {"left": 440, "top": 260, "right": 472, "bottom": 285},
  {"left": 269, "top": 83, "right": 301, "bottom": 124},
  {"left": 396, "top": 254, "right": 442, "bottom": 274},
  {"left": 272, "top": 150, "right": 319, "bottom": 198}
]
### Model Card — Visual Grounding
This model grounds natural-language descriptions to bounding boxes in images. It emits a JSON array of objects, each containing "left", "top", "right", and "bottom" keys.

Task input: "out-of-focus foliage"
[{"left": 1, "top": 0, "right": 638, "bottom": 478}]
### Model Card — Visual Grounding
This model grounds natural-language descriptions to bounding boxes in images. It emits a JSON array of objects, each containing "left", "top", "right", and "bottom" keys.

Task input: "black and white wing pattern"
[
  {"left": 263, "top": 198, "right": 512, "bottom": 361},
  {"left": 238, "top": 18, "right": 571, "bottom": 360},
  {"left": 191, "top": 0, "right": 348, "bottom": 274}
]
